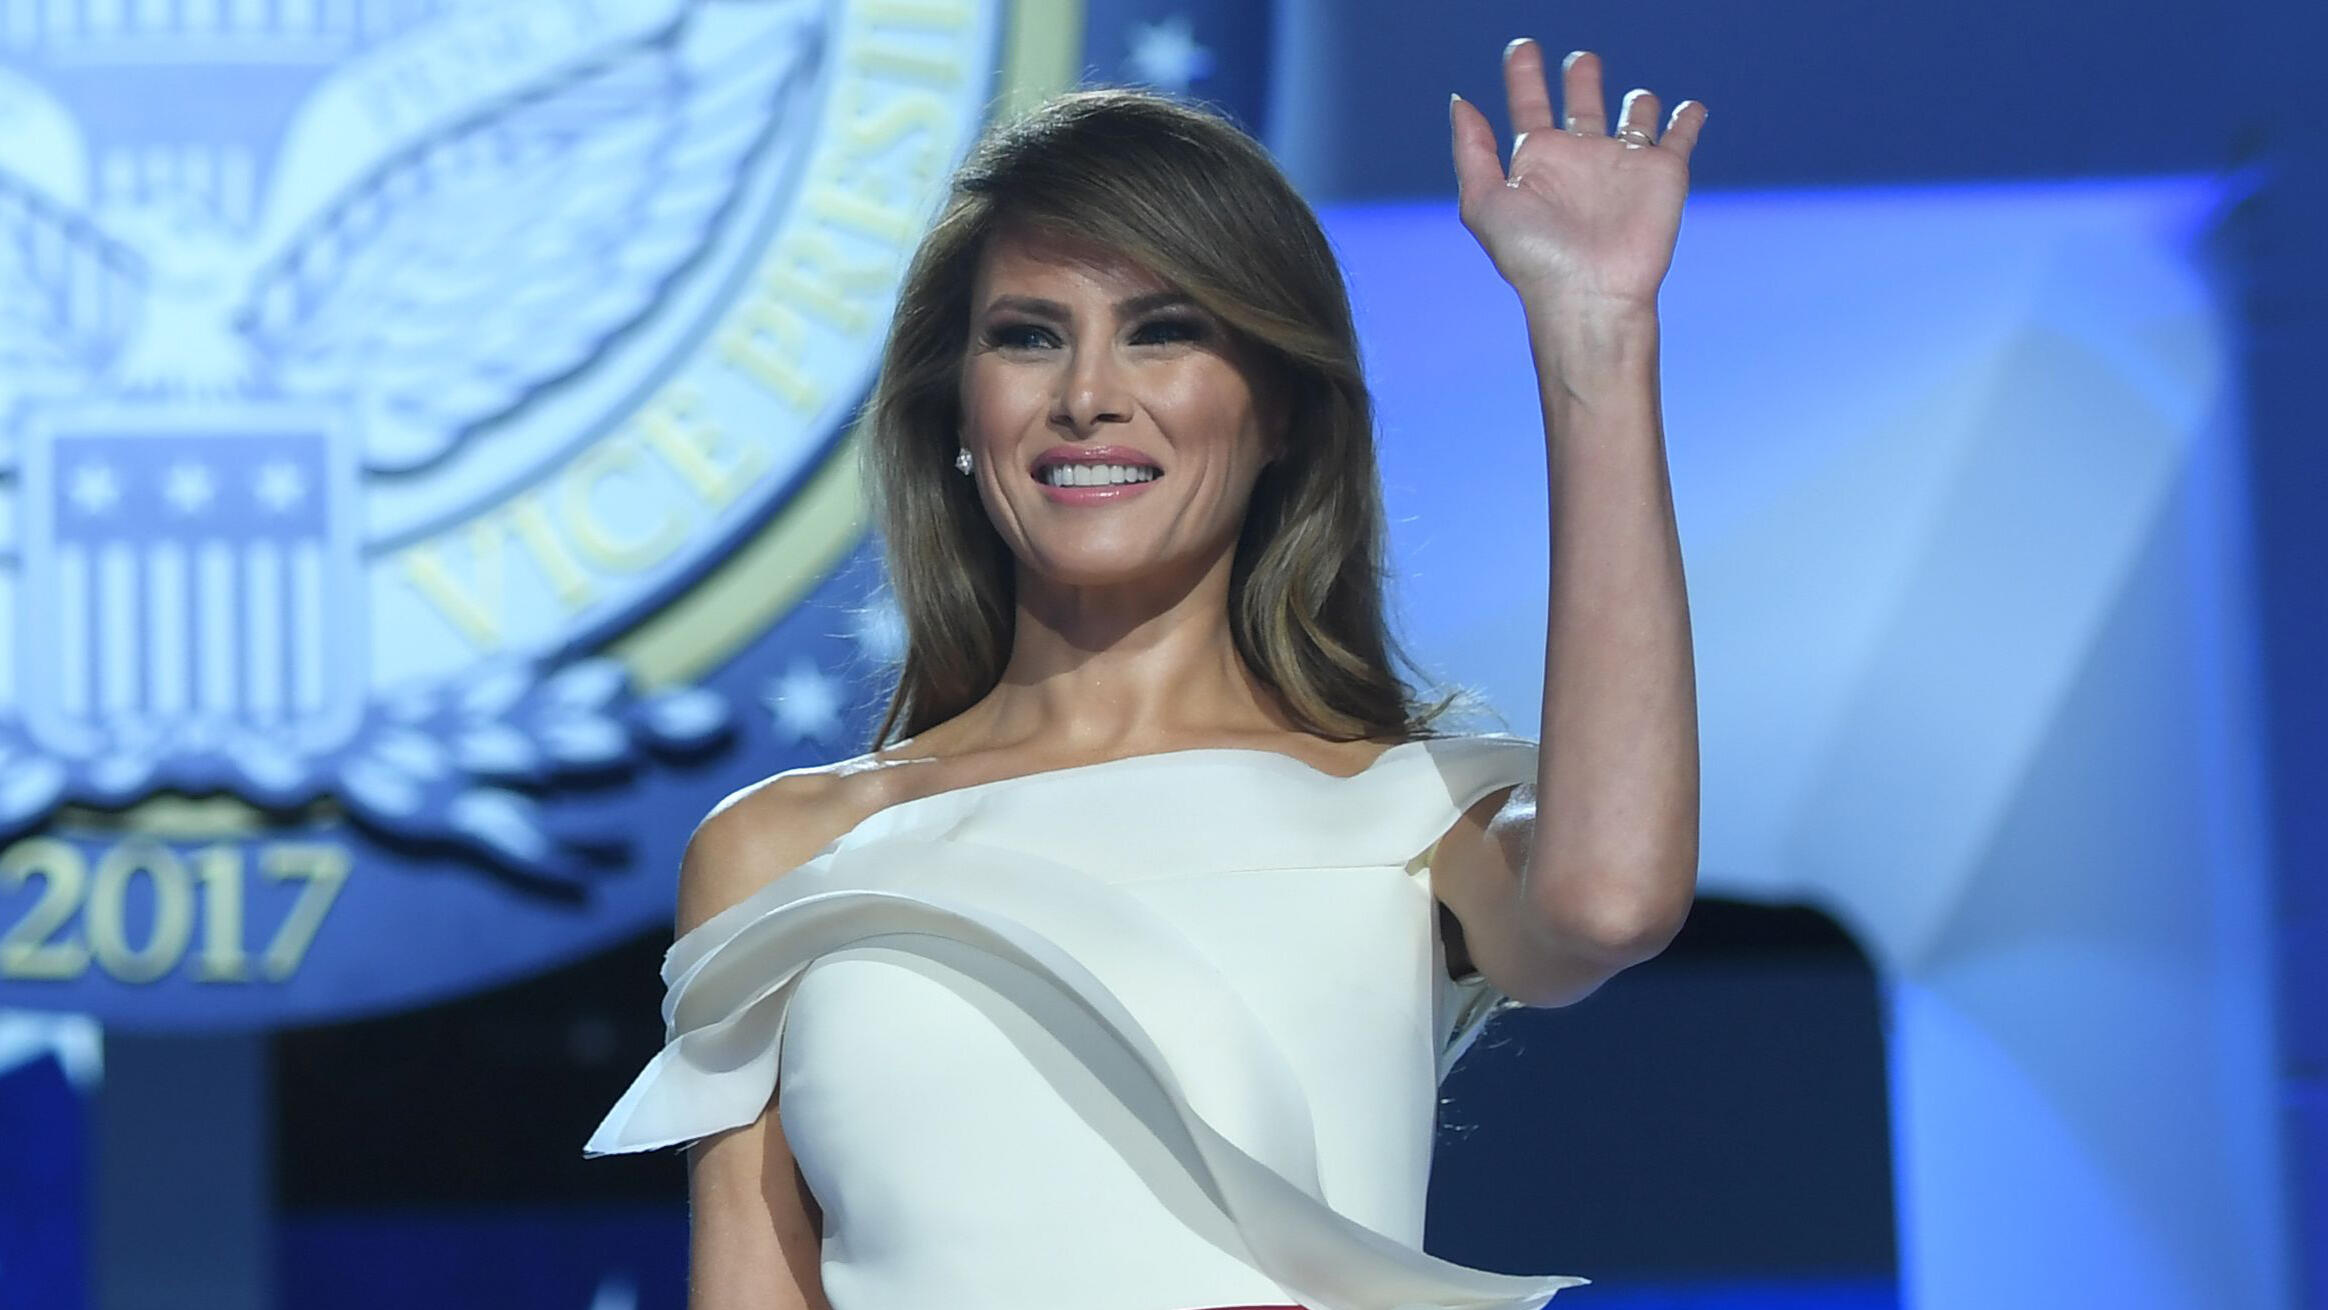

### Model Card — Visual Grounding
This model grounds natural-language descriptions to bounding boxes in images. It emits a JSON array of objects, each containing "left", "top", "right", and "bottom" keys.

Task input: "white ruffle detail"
[{"left": 588, "top": 735, "right": 1584, "bottom": 1310}]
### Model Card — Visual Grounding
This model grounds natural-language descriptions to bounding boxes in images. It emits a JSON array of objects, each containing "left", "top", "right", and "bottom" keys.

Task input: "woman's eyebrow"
[
  {"left": 979, "top": 291, "right": 1198, "bottom": 319},
  {"left": 1117, "top": 291, "right": 1196, "bottom": 315},
  {"left": 983, "top": 294, "right": 1067, "bottom": 319}
]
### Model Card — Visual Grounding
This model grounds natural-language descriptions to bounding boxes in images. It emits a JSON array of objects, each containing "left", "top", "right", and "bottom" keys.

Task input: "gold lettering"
[
  {"left": 507, "top": 490, "right": 597, "bottom": 611},
  {"left": 398, "top": 487, "right": 601, "bottom": 650},
  {"left": 806, "top": 180, "right": 919, "bottom": 245},
  {"left": 261, "top": 843, "right": 350, "bottom": 982},
  {"left": 399, "top": 519, "right": 506, "bottom": 650},
  {"left": 717, "top": 295, "right": 827, "bottom": 412},
  {"left": 563, "top": 435, "right": 687, "bottom": 571},
  {"left": 836, "top": 89, "right": 952, "bottom": 202},
  {"left": 847, "top": 87, "right": 953, "bottom": 156},
  {"left": 761, "top": 229, "right": 895, "bottom": 333},
  {"left": 849, "top": 33, "right": 963, "bottom": 88},
  {"left": 1, "top": 839, "right": 90, "bottom": 981},
  {"left": 192, "top": 842, "right": 249, "bottom": 982},
  {"left": 0, "top": 836, "right": 353, "bottom": 986},
  {"left": 85, "top": 841, "right": 194, "bottom": 984},
  {"left": 637, "top": 387, "right": 771, "bottom": 506}
]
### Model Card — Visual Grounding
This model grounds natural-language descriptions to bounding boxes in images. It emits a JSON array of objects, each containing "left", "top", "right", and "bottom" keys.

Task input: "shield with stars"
[{"left": 19, "top": 404, "right": 361, "bottom": 763}]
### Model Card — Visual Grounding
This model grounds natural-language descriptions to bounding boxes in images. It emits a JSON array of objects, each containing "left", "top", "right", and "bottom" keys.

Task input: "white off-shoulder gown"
[{"left": 586, "top": 733, "right": 1589, "bottom": 1310}]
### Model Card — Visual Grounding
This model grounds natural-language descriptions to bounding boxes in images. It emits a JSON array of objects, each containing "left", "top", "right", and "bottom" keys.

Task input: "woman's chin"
[{"left": 1015, "top": 542, "right": 1212, "bottom": 594}]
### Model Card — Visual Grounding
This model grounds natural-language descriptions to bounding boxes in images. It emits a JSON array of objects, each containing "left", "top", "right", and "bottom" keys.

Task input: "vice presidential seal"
[{"left": 0, "top": 0, "right": 1036, "bottom": 1027}]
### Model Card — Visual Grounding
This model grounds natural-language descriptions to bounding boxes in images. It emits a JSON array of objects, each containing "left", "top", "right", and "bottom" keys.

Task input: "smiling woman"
[
  {"left": 972, "top": 247, "right": 1192, "bottom": 510},
  {"left": 862, "top": 87, "right": 1430, "bottom": 748},
  {"left": 956, "top": 224, "right": 1287, "bottom": 618},
  {"left": 589, "top": 41, "right": 1706, "bottom": 1310}
]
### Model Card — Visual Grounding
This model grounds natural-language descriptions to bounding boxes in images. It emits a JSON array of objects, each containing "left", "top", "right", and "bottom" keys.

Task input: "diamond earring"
[{"left": 954, "top": 447, "right": 974, "bottom": 475}]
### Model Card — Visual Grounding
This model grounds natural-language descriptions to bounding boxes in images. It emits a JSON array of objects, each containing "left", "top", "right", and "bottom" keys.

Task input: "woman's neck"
[{"left": 975, "top": 550, "right": 1288, "bottom": 752}]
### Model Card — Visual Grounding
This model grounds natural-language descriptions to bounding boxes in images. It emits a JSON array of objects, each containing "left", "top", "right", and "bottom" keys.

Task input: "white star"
[
  {"left": 1126, "top": 15, "right": 1213, "bottom": 92},
  {"left": 849, "top": 593, "right": 908, "bottom": 665},
  {"left": 164, "top": 460, "right": 216, "bottom": 514},
  {"left": 0, "top": 1009, "right": 103, "bottom": 1092},
  {"left": 762, "top": 659, "right": 845, "bottom": 745},
  {"left": 253, "top": 459, "right": 307, "bottom": 512},
  {"left": 587, "top": 1273, "right": 638, "bottom": 1310},
  {"left": 67, "top": 462, "right": 121, "bottom": 515}
]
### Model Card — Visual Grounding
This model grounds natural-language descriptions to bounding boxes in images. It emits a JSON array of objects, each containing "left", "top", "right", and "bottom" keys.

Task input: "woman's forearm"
[{"left": 1519, "top": 293, "right": 1700, "bottom": 961}]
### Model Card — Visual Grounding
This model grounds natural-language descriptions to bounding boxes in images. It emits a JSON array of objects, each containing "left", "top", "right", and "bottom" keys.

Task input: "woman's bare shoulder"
[{"left": 675, "top": 753, "right": 923, "bottom": 935}]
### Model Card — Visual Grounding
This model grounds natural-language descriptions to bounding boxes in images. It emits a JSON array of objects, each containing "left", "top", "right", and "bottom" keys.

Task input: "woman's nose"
[{"left": 1054, "top": 344, "right": 1132, "bottom": 433}]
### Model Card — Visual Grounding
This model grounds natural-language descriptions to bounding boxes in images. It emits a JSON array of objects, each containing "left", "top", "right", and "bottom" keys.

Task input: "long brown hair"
[{"left": 862, "top": 88, "right": 1459, "bottom": 749}]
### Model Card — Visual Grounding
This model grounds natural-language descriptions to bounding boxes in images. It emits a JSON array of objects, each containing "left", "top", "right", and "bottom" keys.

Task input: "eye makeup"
[{"left": 979, "top": 312, "right": 1212, "bottom": 353}]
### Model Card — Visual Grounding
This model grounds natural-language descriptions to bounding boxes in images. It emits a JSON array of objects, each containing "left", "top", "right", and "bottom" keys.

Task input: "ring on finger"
[{"left": 1616, "top": 126, "right": 1656, "bottom": 146}]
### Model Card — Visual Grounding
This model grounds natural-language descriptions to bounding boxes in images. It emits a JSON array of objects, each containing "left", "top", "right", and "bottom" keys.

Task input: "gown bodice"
[{"left": 585, "top": 733, "right": 1588, "bottom": 1310}]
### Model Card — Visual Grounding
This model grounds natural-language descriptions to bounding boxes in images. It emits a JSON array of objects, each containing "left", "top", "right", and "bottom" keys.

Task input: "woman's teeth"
[{"left": 1041, "top": 463, "right": 1160, "bottom": 487}]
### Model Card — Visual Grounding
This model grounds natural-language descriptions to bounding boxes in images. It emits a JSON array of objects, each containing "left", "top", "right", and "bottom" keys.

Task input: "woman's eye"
[
  {"left": 1132, "top": 316, "right": 1206, "bottom": 345},
  {"left": 986, "top": 323, "right": 1057, "bottom": 350}
]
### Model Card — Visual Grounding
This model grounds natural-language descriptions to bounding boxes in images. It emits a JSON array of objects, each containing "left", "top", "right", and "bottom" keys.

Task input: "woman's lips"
[{"left": 1034, "top": 474, "right": 1160, "bottom": 505}]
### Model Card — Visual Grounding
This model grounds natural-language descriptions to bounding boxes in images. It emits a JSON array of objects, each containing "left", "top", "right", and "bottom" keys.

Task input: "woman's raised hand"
[{"left": 1450, "top": 40, "right": 1707, "bottom": 312}]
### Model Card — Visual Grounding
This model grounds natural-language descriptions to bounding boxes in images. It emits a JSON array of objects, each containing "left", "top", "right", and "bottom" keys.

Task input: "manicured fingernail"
[
  {"left": 1504, "top": 37, "right": 1533, "bottom": 56},
  {"left": 1563, "top": 49, "right": 1590, "bottom": 70}
]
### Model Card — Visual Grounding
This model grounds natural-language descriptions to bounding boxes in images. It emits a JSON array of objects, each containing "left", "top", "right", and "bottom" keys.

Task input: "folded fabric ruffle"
[{"left": 587, "top": 827, "right": 1586, "bottom": 1310}]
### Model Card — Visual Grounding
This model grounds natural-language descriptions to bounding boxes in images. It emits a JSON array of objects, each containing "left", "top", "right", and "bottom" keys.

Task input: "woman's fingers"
[
  {"left": 1558, "top": 49, "right": 1607, "bottom": 136},
  {"left": 1449, "top": 92, "right": 1505, "bottom": 210},
  {"left": 1661, "top": 101, "right": 1710, "bottom": 164},
  {"left": 1501, "top": 38, "right": 1556, "bottom": 134},
  {"left": 1486, "top": 37, "right": 1707, "bottom": 165},
  {"left": 1617, "top": 88, "right": 1662, "bottom": 144}
]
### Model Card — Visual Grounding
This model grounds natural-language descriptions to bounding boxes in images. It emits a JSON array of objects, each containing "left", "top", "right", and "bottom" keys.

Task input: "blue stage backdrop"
[{"left": 0, "top": 2, "right": 2311, "bottom": 1309}]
